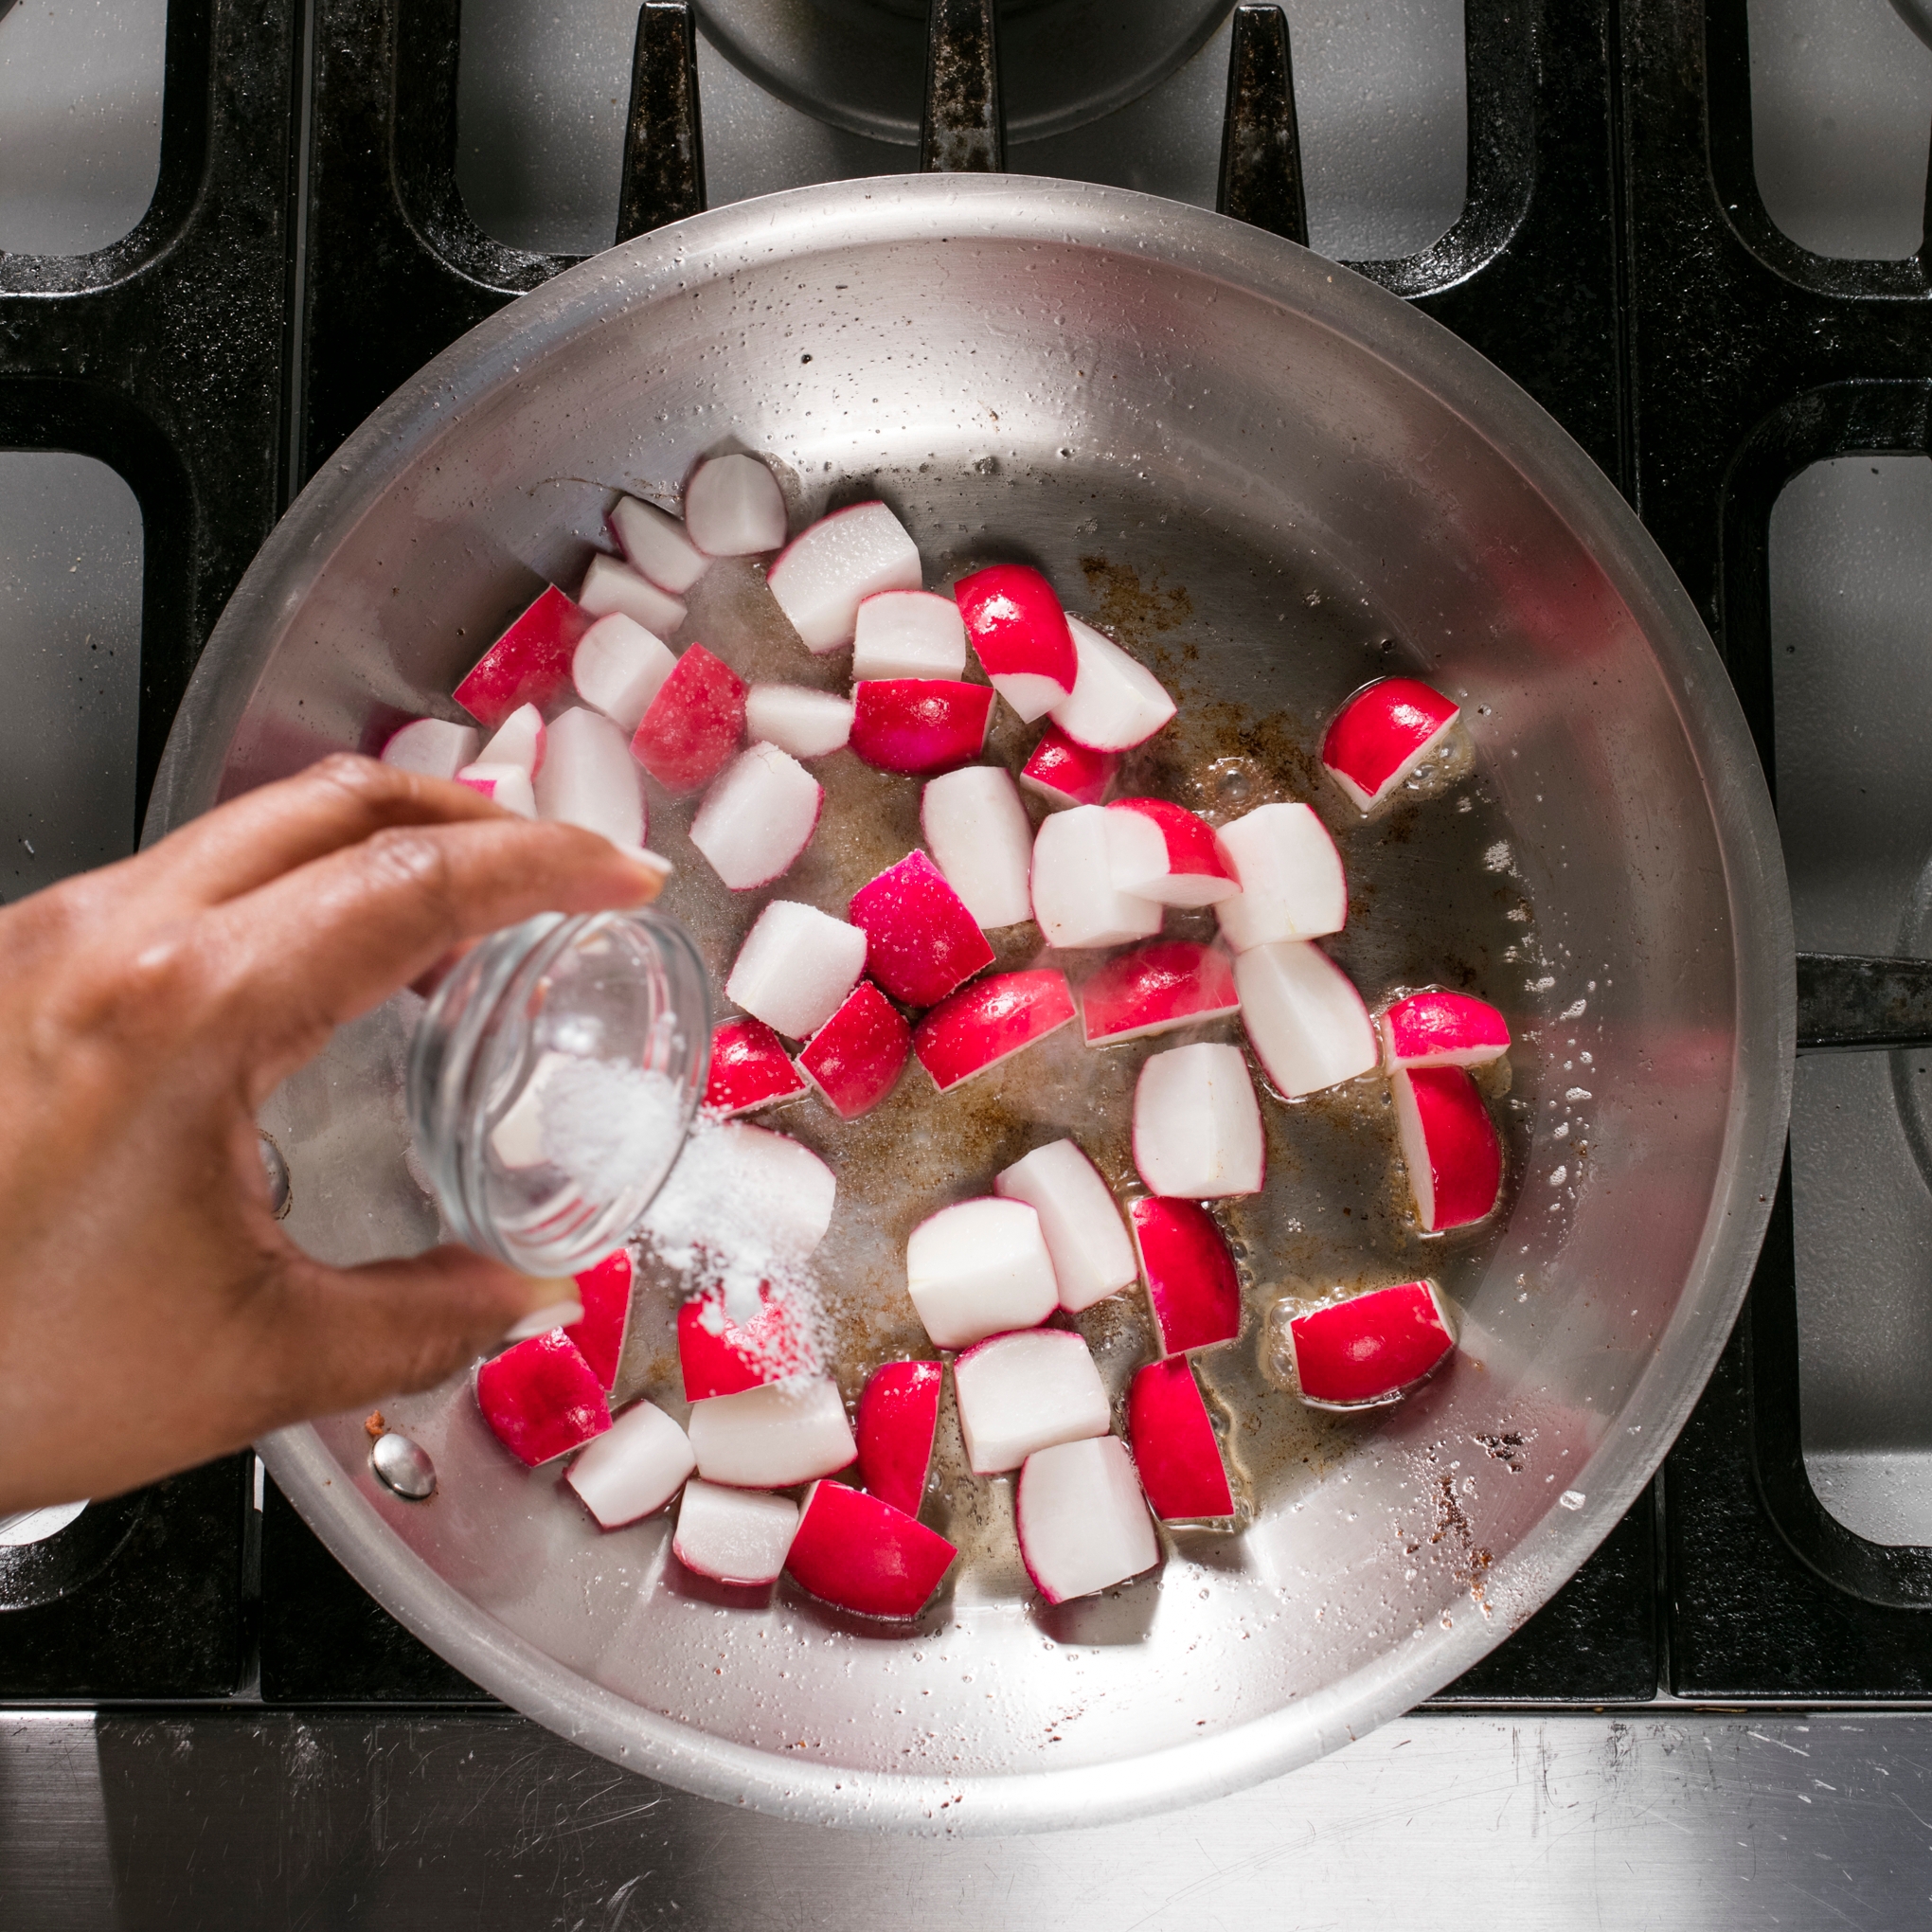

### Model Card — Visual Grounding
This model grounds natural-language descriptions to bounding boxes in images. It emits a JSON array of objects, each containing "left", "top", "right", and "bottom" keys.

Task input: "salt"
[{"left": 538, "top": 1059, "right": 687, "bottom": 1205}]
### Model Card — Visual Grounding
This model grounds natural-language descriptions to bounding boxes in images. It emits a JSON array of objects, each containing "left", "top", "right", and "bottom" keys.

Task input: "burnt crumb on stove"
[
  {"left": 1077, "top": 555, "right": 1193, "bottom": 638},
  {"left": 1474, "top": 1430, "right": 1529, "bottom": 1472},
  {"left": 364, "top": 1411, "right": 386, "bottom": 1440},
  {"left": 1422, "top": 1459, "right": 1494, "bottom": 1614}
]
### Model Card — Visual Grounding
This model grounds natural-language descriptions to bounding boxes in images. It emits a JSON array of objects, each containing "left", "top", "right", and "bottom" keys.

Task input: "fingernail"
[
  {"left": 620, "top": 848, "right": 672, "bottom": 903},
  {"left": 503, "top": 1279, "right": 583, "bottom": 1342}
]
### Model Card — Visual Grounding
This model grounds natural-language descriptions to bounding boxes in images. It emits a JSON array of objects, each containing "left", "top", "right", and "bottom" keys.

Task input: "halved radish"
[
  {"left": 1127, "top": 1357, "right": 1234, "bottom": 1519},
  {"left": 573, "top": 610, "right": 677, "bottom": 733},
  {"left": 1020, "top": 723, "right": 1118, "bottom": 809},
  {"left": 743, "top": 683, "right": 852, "bottom": 760},
  {"left": 1393, "top": 1066, "right": 1503, "bottom": 1232},
  {"left": 993, "top": 1139, "right": 1136, "bottom": 1314},
  {"left": 580, "top": 552, "right": 688, "bottom": 640},
  {"left": 1129, "top": 1197, "right": 1242, "bottom": 1353},
  {"left": 689, "top": 742, "right": 823, "bottom": 889},
  {"left": 1080, "top": 939, "right": 1240, "bottom": 1046},
  {"left": 1132, "top": 1042, "right": 1264, "bottom": 1199},
  {"left": 532, "top": 707, "right": 645, "bottom": 850},
  {"left": 855, "top": 1360, "right": 942, "bottom": 1515},
  {"left": 456, "top": 761, "right": 536, "bottom": 818},
  {"left": 1214, "top": 801, "right": 1347, "bottom": 950},
  {"left": 952, "top": 1328, "right": 1109, "bottom": 1474},
  {"left": 921, "top": 764, "right": 1033, "bottom": 929},
  {"left": 905, "top": 1197, "right": 1059, "bottom": 1350},
  {"left": 1030, "top": 805, "right": 1164, "bottom": 949},
  {"left": 847, "top": 850, "right": 994, "bottom": 1008},
  {"left": 644, "top": 1122, "right": 837, "bottom": 1261},
  {"left": 796, "top": 981, "right": 910, "bottom": 1118},
  {"left": 683, "top": 454, "right": 788, "bottom": 557},
  {"left": 849, "top": 680, "right": 993, "bottom": 777},
  {"left": 1290, "top": 1280, "right": 1458, "bottom": 1407},
  {"left": 631, "top": 642, "right": 746, "bottom": 793},
  {"left": 1378, "top": 990, "right": 1511, "bottom": 1068},
  {"left": 911, "top": 969, "right": 1076, "bottom": 1092},
  {"left": 767, "top": 502, "right": 922, "bottom": 653},
  {"left": 952, "top": 564, "right": 1079, "bottom": 721},
  {"left": 678, "top": 1285, "right": 817, "bottom": 1400},
  {"left": 703, "top": 1016, "right": 809, "bottom": 1118},
  {"left": 1016, "top": 1436, "right": 1159, "bottom": 1603},
  {"left": 565, "top": 1398, "right": 695, "bottom": 1528},
  {"left": 786, "top": 1480, "right": 957, "bottom": 1619},
  {"left": 606, "top": 493, "right": 709, "bottom": 594},
  {"left": 1321, "top": 677, "right": 1460, "bottom": 812},
  {"left": 851, "top": 589, "right": 968, "bottom": 681},
  {"left": 687, "top": 1375, "right": 856, "bottom": 1488},
  {"left": 564, "top": 1248, "right": 633, "bottom": 1387},
  {"left": 1047, "top": 617, "right": 1176, "bottom": 752},
  {"left": 1234, "top": 939, "right": 1378, "bottom": 1098},
  {"left": 455, "top": 584, "right": 589, "bottom": 729},
  {"left": 724, "top": 900, "right": 868, "bottom": 1040},
  {"left": 1104, "top": 798, "right": 1238, "bottom": 907},
  {"left": 382, "top": 717, "right": 479, "bottom": 781},
  {"left": 673, "top": 1478, "right": 797, "bottom": 1585},
  {"left": 475, "top": 1332, "right": 611, "bottom": 1467}
]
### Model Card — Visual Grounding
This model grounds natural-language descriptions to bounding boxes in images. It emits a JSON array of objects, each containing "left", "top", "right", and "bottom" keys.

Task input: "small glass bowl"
[{"left": 407, "top": 908, "right": 710, "bottom": 1275}]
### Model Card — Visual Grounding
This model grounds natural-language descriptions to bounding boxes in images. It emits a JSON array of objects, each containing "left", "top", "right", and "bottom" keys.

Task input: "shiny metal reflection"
[{"left": 370, "top": 1432, "right": 437, "bottom": 1501}]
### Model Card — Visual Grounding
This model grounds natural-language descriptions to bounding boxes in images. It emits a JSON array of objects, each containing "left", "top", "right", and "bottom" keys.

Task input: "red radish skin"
[
  {"left": 1080, "top": 940, "right": 1240, "bottom": 1046},
  {"left": 703, "top": 1016, "right": 809, "bottom": 1118},
  {"left": 767, "top": 501, "right": 922, "bottom": 653},
  {"left": 565, "top": 1249, "right": 633, "bottom": 1388},
  {"left": 475, "top": 1332, "right": 612, "bottom": 1467},
  {"left": 1379, "top": 991, "right": 1512, "bottom": 1068},
  {"left": 912, "top": 969, "right": 1076, "bottom": 1092},
  {"left": 1020, "top": 724, "right": 1118, "bottom": 808},
  {"left": 631, "top": 642, "right": 746, "bottom": 793},
  {"left": 797, "top": 981, "right": 911, "bottom": 1118},
  {"left": 1394, "top": 1065, "right": 1504, "bottom": 1231},
  {"left": 455, "top": 585, "right": 590, "bottom": 729},
  {"left": 1321, "top": 677, "right": 1460, "bottom": 813},
  {"left": 785, "top": 1480, "right": 957, "bottom": 1619},
  {"left": 1129, "top": 1197, "right": 1243, "bottom": 1354},
  {"left": 1289, "top": 1281, "right": 1458, "bottom": 1407},
  {"left": 678, "top": 1286, "right": 817, "bottom": 1400},
  {"left": 1104, "top": 797, "right": 1239, "bottom": 906},
  {"left": 855, "top": 1360, "right": 942, "bottom": 1515},
  {"left": 1127, "top": 1357, "right": 1235, "bottom": 1519},
  {"left": 952, "top": 564, "right": 1079, "bottom": 721},
  {"left": 689, "top": 742, "right": 823, "bottom": 889},
  {"left": 847, "top": 850, "right": 994, "bottom": 1008},
  {"left": 849, "top": 680, "right": 993, "bottom": 777}
]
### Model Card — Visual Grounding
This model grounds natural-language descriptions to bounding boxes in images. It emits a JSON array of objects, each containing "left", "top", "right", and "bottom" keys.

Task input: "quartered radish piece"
[
  {"left": 1030, "top": 805, "right": 1164, "bottom": 950},
  {"left": 1132, "top": 1042, "right": 1264, "bottom": 1199},
  {"left": 678, "top": 1284, "right": 817, "bottom": 1400},
  {"left": 905, "top": 1197, "right": 1059, "bottom": 1350},
  {"left": 767, "top": 501, "right": 922, "bottom": 653},
  {"left": 606, "top": 493, "right": 709, "bottom": 594},
  {"left": 1215, "top": 801, "right": 1348, "bottom": 949},
  {"left": 1290, "top": 1280, "right": 1458, "bottom": 1407},
  {"left": 1127, "top": 1357, "right": 1234, "bottom": 1519},
  {"left": 993, "top": 1139, "right": 1136, "bottom": 1314},
  {"left": 475, "top": 1332, "right": 612, "bottom": 1467},
  {"left": 1080, "top": 939, "right": 1240, "bottom": 1046},
  {"left": 1379, "top": 990, "right": 1511, "bottom": 1068},
  {"left": 921, "top": 764, "right": 1033, "bottom": 928},
  {"left": 847, "top": 850, "right": 993, "bottom": 1008},
  {"left": 566, "top": 1399, "right": 695, "bottom": 1528},
  {"left": 1321, "top": 677, "right": 1460, "bottom": 812},
  {"left": 564, "top": 1248, "right": 633, "bottom": 1388},
  {"left": 855, "top": 1360, "right": 942, "bottom": 1515},
  {"left": 743, "top": 683, "right": 852, "bottom": 760},
  {"left": 683, "top": 454, "right": 788, "bottom": 557},
  {"left": 580, "top": 552, "right": 688, "bottom": 640},
  {"left": 786, "top": 1480, "right": 957, "bottom": 1619},
  {"left": 849, "top": 680, "right": 993, "bottom": 777},
  {"left": 1020, "top": 723, "right": 1118, "bottom": 809},
  {"left": 952, "top": 564, "right": 1079, "bottom": 722},
  {"left": 851, "top": 589, "right": 968, "bottom": 681},
  {"left": 1047, "top": 616, "right": 1176, "bottom": 752},
  {"left": 456, "top": 761, "right": 536, "bottom": 817},
  {"left": 648, "top": 1122, "right": 837, "bottom": 1260},
  {"left": 796, "top": 981, "right": 910, "bottom": 1118},
  {"left": 703, "top": 1016, "right": 809, "bottom": 1118},
  {"left": 724, "top": 900, "right": 868, "bottom": 1040},
  {"left": 1104, "top": 798, "right": 1239, "bottom": 907},
  {"left": 687, "top": 1375, "right": 856, "bottom": 1489},
  {"left": 532, "top": 706, "right": 645, "bottom": 850},
  {"left": 1129, "top": 1197, "right": 1242, "bottom": 1353},
  {"left": 952, "top": 1328, "right": 1110, "bottom": 1475},
  {"left": 456, "top": 584, "right": 590, "bottom": 729},
  {"left": 689, "top": 742, "right": 823, "bottom": 889},
  {"left": 1017, "top": 1436, "right": 1159, "bottom": 1603},
  {"left": 572, "top": 611, "right": 677, "bottom": 734},
  {"left": 631, "top": 642, "right": 746, "bottom": 793},
  {"left": 1235, "top": 939, "right": 1378, "bottom": 1098},
  {"left": 912, "top": 969, "right": 1076, "bottom": 1092},
  {"left": 672, "top": 1478, "right": 798, "bottom": 1586},
  {"left": 382, "top": 717, "right": 479, "bottom": 781},
  {"left": 1394, "top": 1066, "right": 1503, "bottom": 1232}
]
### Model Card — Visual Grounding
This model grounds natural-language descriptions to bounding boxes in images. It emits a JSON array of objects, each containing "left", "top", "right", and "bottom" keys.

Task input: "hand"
[{"left": 0, "top": 754, "right": 666, "bottom": 1513}]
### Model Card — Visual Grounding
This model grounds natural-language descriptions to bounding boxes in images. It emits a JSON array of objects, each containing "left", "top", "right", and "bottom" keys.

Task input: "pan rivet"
[{"left": 371, "top": 1431, "right": 437, "bottom": 1501}]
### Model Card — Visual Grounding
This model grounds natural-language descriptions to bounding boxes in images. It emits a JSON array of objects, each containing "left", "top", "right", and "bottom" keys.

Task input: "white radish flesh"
[
  {"left": 993, "top": 1139, "right": 1137, "bottom": 1314},
  {"left": 572, "top": 611, "right": 677, "bottom": 734},
  {"left": 921, "top": 765, "right": 1034, "bottom": 929},
  {"left": 743, "top": 683, "right": 853, "bottom": 760},
  {"left": 478, "top": 702, "right": 545, "bottom": 776},
  {"left": 683, "top": 454, "right": 788, "bottom": 557},
  {"left": 851, "top": 589, "right": 968, "bottom": 680},
  {"left": 687, "top": 1376, "right": 856, "bottom": 1489},
  {"left": 904, "top": 1197, "right": 1059, "bottom": 1350},
  {"left": 647, "top": 1121, "right": 837, "bottom": 1259},
  {"left": 579, "top": 552, "right": 688, "bottom": 639},
  {"left": 689, "top": 742, "right": 823, "bottom": 889},
  {"left": 1132, "top": 1042, "right": 1264, "bottom": 1199},
  {"left": 1030, "top": 805, "right": 1164, "bottom": 949},
  {"left": 672, "top": 1478, "right": 798, "bottom": 1585},
  {"left": 1016, "top": 1436, "right": 1159, "bottom": 1603},
  {"left": 767, "top": 502, "right": 921, "bottom": 653},
  {"left": 1215, "top": 802, "right": 1348, "bottom": 950},
  {"left": 606, "top": 493, "right": 709, "bottom": 594},
  {"left": 1047, "top": 617, "right": 1176, "bottom": 752},
  {"left": 488, "top": 1049, "right": 570, "bottom": 1169},
  {"left": 456, "top": 761, "right": 536, "bottom": 817},
  {"left": 952, "top": 1329, "right": 1111, "bottom": 1475},
  {"left": 382, "top": 718, "right": 478, "bottom": 781},
  {"left": 566, "top": 1399, "right": 696, "bottom": 1528},
  {"left": 724, "top": 900, "right": 868, "bottom": 1040},
  {"left": 532, "top": 707, "right": 645, "bottom": 851},
  {"left": 1234, "top": 940, "right": 1378, "bottom": 1098}
]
